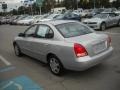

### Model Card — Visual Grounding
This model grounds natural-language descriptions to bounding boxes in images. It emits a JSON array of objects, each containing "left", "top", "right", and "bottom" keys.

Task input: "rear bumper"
[{"left": 66, "top": 47, "right": 113, "bottom": 71}]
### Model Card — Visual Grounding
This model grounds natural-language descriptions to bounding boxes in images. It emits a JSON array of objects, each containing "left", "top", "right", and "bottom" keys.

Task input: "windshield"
[
  {"left": 18, "top": 16, "right": 27, "bottom": 20},
  {"left": 34, "top": 16, "right": 42, "bottom": 19},
  {"left": 103, "top": 9, "right": 112, "bottom": 12},
  {"left": 93, "top": 14, "right": 108, "bottom": 19},
  {"left": 55, "top": 14, "right": 64, "bottom": 19},
  {"left": 46, "top": 14, "right": 59, "bottom": 19},
  {"left": 55, "top": 22, "right": 93, "bottom": 38},
  {"left": 23, "top": 16, "right": 33, "bottom": 20}
]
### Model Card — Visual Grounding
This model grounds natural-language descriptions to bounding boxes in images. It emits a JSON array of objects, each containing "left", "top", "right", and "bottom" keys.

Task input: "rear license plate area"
[{"left": 93, "top": 41, "right": 106, "bottom": 54}]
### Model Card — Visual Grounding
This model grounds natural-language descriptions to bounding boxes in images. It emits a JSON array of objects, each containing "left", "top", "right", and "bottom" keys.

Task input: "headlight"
[{"left": 29, "top": 21, "right": 33, "bottom": 24}]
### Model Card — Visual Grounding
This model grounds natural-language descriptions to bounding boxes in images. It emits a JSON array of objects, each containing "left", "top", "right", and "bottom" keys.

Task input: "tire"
[
  {"left": 48, "top": 55, "right": 64, "bottom": 76},
  {"left": 100, "top": 23, "right": 106, "bottom": 31},
  {"left": 14, "top": 44, "right": 22, "bottom": 57},
  {"left": 117, "top": 20, "right": 120, "bottom": 27}
]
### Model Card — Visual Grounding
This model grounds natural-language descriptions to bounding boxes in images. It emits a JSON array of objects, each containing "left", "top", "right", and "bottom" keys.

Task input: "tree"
[
  {"left": 62, "top": 0, "right": 75, "bottom": 9},
  {"left": 11, "top": 9, "right": 18, "bottom": 15},
  {"left": 77, "top": 0, "right": 110, "bottom": 9},
  {"left": 18, "top": 6, "right": 25, "bottom": 14},
  {"left": 112, "top": 0, "right": 120, "bottom": 8},
  {"left": 42, "top": 0, "right": 56, "bottom": 13}
]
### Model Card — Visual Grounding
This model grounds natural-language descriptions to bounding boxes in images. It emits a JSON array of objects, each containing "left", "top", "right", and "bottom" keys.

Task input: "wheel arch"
[
  {"left": 13, "top": 41, "right": 17, "bottom": 46},
  {"left": 101, "top": 21, "right": 106, "bottom": 25},
  {"left": 100, "top": 21, "right": 106, "bottom": 30},
  {"left": 46, "top": 53, "right": 57, "bottom": 63},
  {"left": 46, "top": 53, "right": 64, "bottom": 68},
  {"left": 117, "top": 19, "right": 120, "bottom": 26}
]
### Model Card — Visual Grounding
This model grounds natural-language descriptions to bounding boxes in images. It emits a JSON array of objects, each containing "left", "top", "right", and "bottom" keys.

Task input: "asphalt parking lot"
[{"left": 0, "top": 25, "right": 120, "bottom": 90}]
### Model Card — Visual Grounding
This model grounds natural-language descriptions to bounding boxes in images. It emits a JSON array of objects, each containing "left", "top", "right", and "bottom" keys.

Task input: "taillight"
[{"left": 74, "top": 43, "right": 88, "bottom": 57}]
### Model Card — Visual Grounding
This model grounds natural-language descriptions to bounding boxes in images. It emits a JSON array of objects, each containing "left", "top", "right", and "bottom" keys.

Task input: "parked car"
[
  {"left": 72, "top": 8, "right": 83, "bottom": 16},
  {"left": 115, "top": 11, "right": 120, "bottom": 16},
  {"left": 83, "top": 13, "right": 120, "bottom": 30},
  {"left": 13, "top": 20, "right": 113, "bottom": 75},
  {"left": 54, "top": 12, "right": 81, "bottom": 21},
  {"left": 33, "top": 14, "right": 49, "bottom": 23},
  {"left": 17, "top": 16, "right": 34, "bottom": 25},
  {"left": 118, "top": 7, "right": 120, "bottom": 11},
  {"left": 39, "top": 14, "right": 60, "bottom": 22},
  {"left": 33, "top": 15, "right": 42, "bottom": 23},
  {"left": 80, "top": 9, "right": 91, "bottom": 17},
  {"left": 0, "top": 17, "right": 7, "bottom": 24},
  {"left": 0, "top": 17, "right": 2, "bottom": 25},
  {"left": 86, "top": 8, "right": 104, "bottom": 18},
  {"left": 12, "top": 15, "right": 27, "bottom": 25},
  {"left": 102, "top": 8, "right": 117, "bottom": 13},
  {"left": 9, "top": 16, "right": 20, "bottom": 25}
]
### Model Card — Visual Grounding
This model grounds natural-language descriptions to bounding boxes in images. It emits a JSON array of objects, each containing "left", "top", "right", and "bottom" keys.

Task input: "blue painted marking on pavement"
[
  {"left": 0, "top": 66, "right": 15, "bottom": 73},
  {"left": 0, "top": 75, "right": 43, "bottom": 90}
]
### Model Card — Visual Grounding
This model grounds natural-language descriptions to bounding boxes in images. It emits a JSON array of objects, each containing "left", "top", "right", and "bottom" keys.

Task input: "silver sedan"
[
  {"left": 13, "top": 20, "right": 113, "bottom": 75},
  {"left": 83, "top": 13, "right": 120, "bottom": 31}
]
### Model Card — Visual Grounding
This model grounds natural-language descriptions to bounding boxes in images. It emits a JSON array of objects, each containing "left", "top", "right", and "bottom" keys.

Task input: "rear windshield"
[{"left": 55, "top": 22, "right": 93, "bottom": 38}]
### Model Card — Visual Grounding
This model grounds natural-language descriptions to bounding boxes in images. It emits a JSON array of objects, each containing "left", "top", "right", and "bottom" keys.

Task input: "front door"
[
  {"left": 20, "top": 25, "right": 38, "bottom": 56},
  {"left": 30, "top": 24, "right": 54, "bottom": 62}
]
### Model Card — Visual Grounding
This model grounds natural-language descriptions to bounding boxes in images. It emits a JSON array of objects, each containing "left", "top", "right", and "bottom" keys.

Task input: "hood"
[
  {"left": 40, "top": 19, "right": 51, "bottom": 22},
  {"left": 83, "top": 18, "right": 103, "bottom": 23},
  {"left": 24, "top": 19, "right": 33, "bottom": 23},
  {"left": 18, "top": 19, "right": 33, "bottom": 23},
  {"left": 115, "top": 11, "right": 120, "bottom": 14}
]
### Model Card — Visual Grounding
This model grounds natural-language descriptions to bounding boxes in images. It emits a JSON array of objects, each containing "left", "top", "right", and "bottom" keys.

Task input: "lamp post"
[
  {"left": 16, "top": 6, "right": 18, "bottom": 15},
  {"left": 10, "top": 8, "right": 13, "bottom": 15},
  {"left": 94, "top": 0, "right": 96, "bottom": 9},
  {"left": 29, "top": 0, "right": 34, "bottom": 16},
  {"left": 76, "top": 0, "right": 80, "bottom": 10},
  {"left": 77, "top": 0, "right": 78, "bottom": 10},
  {"left": 21, "top": 1, "right": 25, "bottom": 14},
  {"left": 39, "top": 6, "right": 41, "bottom": 15},
  {"left": 36, "top": 0, "right": 43, "bottom": 15}
]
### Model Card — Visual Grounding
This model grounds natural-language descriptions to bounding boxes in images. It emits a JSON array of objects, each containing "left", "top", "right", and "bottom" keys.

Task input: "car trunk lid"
[{"left": 64, "top": 33, "right": 108, "bottom": 57}]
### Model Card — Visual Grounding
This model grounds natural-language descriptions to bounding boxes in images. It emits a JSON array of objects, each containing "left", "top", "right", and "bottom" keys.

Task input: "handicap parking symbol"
[
  {"left": 1, "top": 81, "right": 23, "bottom": 90},
  {"left": 0, "top": 75, "right": 43, "bottom": 90}
]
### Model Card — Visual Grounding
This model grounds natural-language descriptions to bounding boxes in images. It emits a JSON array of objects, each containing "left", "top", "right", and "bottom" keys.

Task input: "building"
[
  {"left": 0, "top": 0, "right": 22, "bottom": 12},
  {"left": 0, "top": 0, "right": 35, "bottom": 12}
]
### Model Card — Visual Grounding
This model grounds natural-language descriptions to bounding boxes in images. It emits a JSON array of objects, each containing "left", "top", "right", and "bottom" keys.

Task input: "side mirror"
[
  {"left": 18, "top": 33, "right": 25, "bottom": 37},
  {"left": 45, "top": 33, "right": 54, "bottom": 38}
]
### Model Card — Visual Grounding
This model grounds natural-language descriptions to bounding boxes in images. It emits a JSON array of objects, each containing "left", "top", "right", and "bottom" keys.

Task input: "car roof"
[{"left": 36, "top": 20, "right": 77, "bottom": 26}]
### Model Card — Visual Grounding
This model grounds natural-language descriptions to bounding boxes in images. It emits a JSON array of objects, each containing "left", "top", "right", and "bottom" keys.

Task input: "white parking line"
[{"left": 0, "top": 55, "right": 11, "bottom": 66}]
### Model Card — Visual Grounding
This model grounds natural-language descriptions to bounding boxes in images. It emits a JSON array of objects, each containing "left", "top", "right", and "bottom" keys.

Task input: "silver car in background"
[
  {"left": 13, "top": 20, "right": 113, "bottom": 75},
  {"left": 83, "top": 13, "right": 120, "bottom": 31}
]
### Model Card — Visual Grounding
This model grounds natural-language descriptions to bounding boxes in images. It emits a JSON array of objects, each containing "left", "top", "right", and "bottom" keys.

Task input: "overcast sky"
[
  {"left": 0, "top": 0, "right": 22, "bottom": 12},
  {"left": 0, "top": 0, "right": 115, "bottom": 12},
  {"left": 0, "top": 0, "right": 114, "bottom": 3},
  {"left": 0, "top": 0, "right": 21, "bottom": 3}
]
